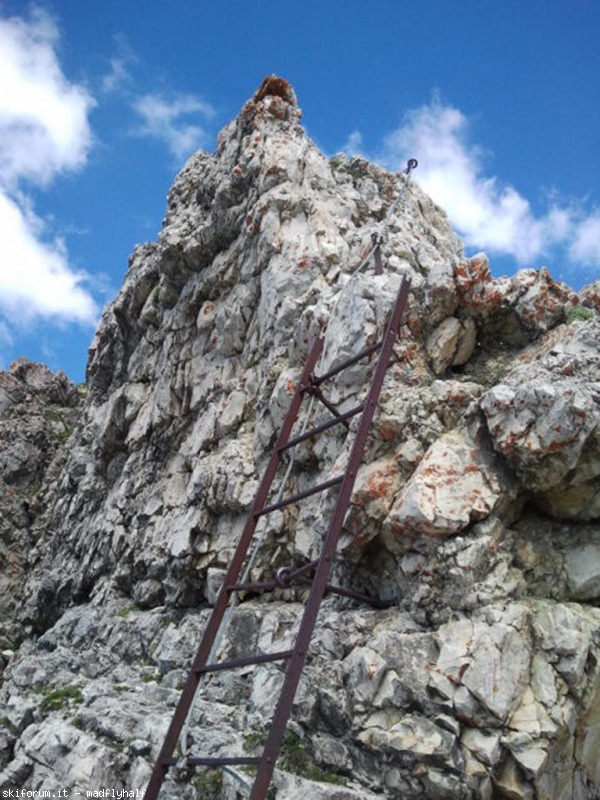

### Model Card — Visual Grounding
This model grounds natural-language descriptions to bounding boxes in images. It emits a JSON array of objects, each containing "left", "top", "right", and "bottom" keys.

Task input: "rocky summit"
[{"left": 1, "top": 76, "right": 600, "bottom": 799}]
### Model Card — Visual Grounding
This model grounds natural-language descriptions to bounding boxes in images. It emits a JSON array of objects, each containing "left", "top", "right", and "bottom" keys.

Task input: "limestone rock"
[
  {"left": 481, "top": 382, "right": 598, "bottom": 493},
  {"left": 578, "top": 280, "right": 600, "bottom": 312},
  {"left": 455, "top": 255, "right": 578, "bottom": 345},
  {"left": 271, "top": 772, "right": 381, "bottom": 800},
  {"left": 426, "top": 315, "right": 477, "bottom": 374},
  {"left": 479, "top": 320, "right": 600, "bottom": 525},
  {"left": 384, "top": 429, "right": 508, "bottom": 538},
  {"left": 0, "top": 361, "right": 81, "bottom": 648}
]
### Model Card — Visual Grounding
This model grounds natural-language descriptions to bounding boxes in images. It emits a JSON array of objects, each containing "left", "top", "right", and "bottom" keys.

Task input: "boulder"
[{"left": 384, "top": 430, "right": 508, "bottom": 539}]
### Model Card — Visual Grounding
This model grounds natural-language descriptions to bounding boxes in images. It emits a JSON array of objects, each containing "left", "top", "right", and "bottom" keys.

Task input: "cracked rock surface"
[{"left": 1, "top": 77, "right": 599, "bottom": 799}]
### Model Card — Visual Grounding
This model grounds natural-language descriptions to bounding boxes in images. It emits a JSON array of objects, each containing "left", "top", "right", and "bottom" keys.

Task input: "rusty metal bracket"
[
  {"left": 232, "top": 558, "right": 391, "bottom": 609},
  {"left": 371, "top": 235, "right": 383, "bottom": 275},
  {"left": 306, "top": 382, "right": 350, "bottom": 428}
]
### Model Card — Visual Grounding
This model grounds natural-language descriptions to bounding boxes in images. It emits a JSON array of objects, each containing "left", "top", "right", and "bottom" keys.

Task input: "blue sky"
[{"left": 1, "top": 0, "right": 599, "bottom": 382}]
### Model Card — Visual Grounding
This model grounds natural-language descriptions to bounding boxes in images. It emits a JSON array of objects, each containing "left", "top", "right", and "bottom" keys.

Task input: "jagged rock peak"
[
  {"left": 87, "top": 73, "right": 460, "bottom": 398},
  {"left": 218, "top": 74, "right": 303, "bottom": 155}
]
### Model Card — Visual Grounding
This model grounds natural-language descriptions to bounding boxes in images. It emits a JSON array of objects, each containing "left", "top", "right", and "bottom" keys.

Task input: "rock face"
[
  {"left": 0, "top": 361, "right": 81, "bottom": 648},
  {"left": 1, "top": 77, "right": 600, "bottom": 799}
]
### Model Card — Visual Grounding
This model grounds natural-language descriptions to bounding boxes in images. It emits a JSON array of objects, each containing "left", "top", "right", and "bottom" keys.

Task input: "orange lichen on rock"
[{"left": 367, "top": 469, "right": 395, "bottom": 501}]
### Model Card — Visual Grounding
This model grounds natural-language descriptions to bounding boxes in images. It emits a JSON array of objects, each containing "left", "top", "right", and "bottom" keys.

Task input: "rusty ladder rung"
[
  {"left": 255, "top": 474, "right": 343, "bottom": 517},
  {"left": 231, "top": 571, "right": 391, "bottom": 610},
  {"left": 228, "top": 560, "right": 319, "bottom": 594},
  {"left": 163, "top": 756, "right": 261, "bottom": 768},
  {"left": 227, "top": 577, "right": 278, "bottom": 593},
  {"left": 311, "top": 340, "right": 382, "bottom": 386},
  {"left": 196, "top": 650, "right": 292, "bottom": 674},
  {"left": 324, "top": 582, "right": 391, "bottom": 608},
  {"left": 278, "top": 402, "right": 365, "bottom": 452}
]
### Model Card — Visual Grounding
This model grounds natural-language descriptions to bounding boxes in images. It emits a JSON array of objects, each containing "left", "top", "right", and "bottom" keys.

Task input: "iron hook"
[{"left": 275, "top": 566, "right": 292, "bottom": 587}]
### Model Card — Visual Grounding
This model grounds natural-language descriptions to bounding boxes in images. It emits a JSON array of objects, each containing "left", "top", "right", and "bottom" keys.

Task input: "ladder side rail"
[
  {"left": 249, "top": 277, "right": 411, "bottom": 799},
  {"left": 311, "top": 340, "right": 381, "bottom": 386},
  {"left": 279, "top": 402, "right": 365, "bottom": 452},
  {"left": 145, "top": 337, "right": 324, "bottom": 800},
  {"left": 197, "top": 649, "right": 294, "bottom": 674},
  {"left": 257, "top": 474, "right": 343, "bottom": 517}
]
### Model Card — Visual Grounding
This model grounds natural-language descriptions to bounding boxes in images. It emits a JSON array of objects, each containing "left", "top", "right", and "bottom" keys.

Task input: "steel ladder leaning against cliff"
[{"left": 145, "top": 160, "right": 418, "bottom": 800}]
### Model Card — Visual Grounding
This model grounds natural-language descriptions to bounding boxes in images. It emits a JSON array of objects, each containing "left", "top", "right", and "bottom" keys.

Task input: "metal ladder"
[{"left": 146, "top": 266, "right": 411, "bottom": 800}]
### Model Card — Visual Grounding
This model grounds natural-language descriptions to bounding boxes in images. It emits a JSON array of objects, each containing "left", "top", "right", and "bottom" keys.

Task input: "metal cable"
[{"left": 321, "top": 158, "right": 417, "bottom": 367}]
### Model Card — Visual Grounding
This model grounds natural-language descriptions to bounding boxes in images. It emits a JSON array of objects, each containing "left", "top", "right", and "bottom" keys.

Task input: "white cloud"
[
  {"left": 102, "top": 56, "right": 132, "bottom": 94},
  {"left": 0, "top": 192, "right": 97, "bottom": 323},
  {"left": 0, "top": 320, "right": 13, "bottom": 346},
  {"left": 570, "top": 213, "right": 600, "bottom": 267},
  {"left": 342, "top": 130, "right": 365, "bottom": 157},
  {"left": 380, "top": 98, "right": 573, "bottom": 263},
  {"left": 101, "top": 33, "right": 137, "bottom": 94},
  {"left": 376, "top": 97, "right": 600, "bottom": 272},
  {"left": 0, "top": 7, "right": 98, "bottom": 325},
  {"left": 0, "top": 7, "right": 94, "bottom": 186},
  {"left": 132, "top": 92, "right": 216, "bottom": 160},
  {"left": 0, "top": 319, "right": 14, "bottom": 366}
]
